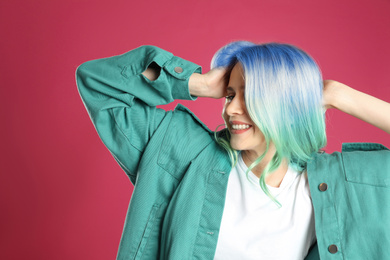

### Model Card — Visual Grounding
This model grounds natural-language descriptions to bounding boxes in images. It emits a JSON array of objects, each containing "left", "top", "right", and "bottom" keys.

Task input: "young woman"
[{"left": 76, "top": 41, "right": 390, "bottom": 260}]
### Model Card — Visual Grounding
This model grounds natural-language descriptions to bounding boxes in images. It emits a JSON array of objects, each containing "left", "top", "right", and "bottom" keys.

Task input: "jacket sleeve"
[{"left": 75, "top": 45, "right": 202, "bottom": 184}]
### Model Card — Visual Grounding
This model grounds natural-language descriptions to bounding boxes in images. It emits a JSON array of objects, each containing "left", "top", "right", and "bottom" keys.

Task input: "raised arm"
[
  {"left": 76, "top": 45, "right": 202, "bottom": 184},
  {"left": 323, "top": 80, "right": 390, "bottom": 134},
  {"left": 144, "top": 63, "right": 229, "bottom": 99}
]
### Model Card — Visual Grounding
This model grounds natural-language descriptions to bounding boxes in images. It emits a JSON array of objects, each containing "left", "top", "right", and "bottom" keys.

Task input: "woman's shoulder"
[
  {"left": 171, "top": 103, "right": 212, "bottom": 134},
  {"left": 313, "top": 142, "right": 390, "bottom": 185},
  {"left": 156, "top": 103, "right": 229, "bottom": 180},
  {"left": 313, "top": 142, "right": 389, "bottom": 157},
  {"left": 160, "top": 103, "right": 215, "bottom": 156},
  {"left": 171, "top": 103, "right": 229, "bottom": 139},
  {"left": 306, "top": 142, "right": 390, "bottom": 190},
  {"left": 309, "top": 142, "right": 390, "bottom": 172}
]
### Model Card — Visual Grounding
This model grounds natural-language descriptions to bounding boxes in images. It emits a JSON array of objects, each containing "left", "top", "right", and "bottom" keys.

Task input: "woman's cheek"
[{"left": 222, "top": 109, "right": 230, "bottom": 127}]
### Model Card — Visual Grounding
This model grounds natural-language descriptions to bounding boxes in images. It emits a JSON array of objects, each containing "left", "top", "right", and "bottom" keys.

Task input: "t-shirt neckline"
[{"left": 237, "top": 152, "right": 296, "bottom": 194}]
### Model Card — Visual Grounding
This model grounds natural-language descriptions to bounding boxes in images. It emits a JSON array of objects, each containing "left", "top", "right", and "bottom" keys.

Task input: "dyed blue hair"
[{"left": 212, "top": 41, "right": 327, "bottom": 206}]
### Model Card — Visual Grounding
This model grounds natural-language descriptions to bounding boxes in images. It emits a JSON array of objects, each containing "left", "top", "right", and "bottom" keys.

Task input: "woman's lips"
[
  {"left": 230, "top": 126, "right": 252, "bottom": 134},
  {"left": 229, "top": 121, "right": 252, "bottom": 134}
]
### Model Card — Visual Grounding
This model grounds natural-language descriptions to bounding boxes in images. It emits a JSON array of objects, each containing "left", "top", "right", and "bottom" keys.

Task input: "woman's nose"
[{"left": 225, "top": 97, "right": 244, "bottom": 116}]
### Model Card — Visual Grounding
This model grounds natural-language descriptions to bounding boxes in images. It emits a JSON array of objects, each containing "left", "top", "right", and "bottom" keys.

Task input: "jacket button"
[
  {"left": 328, "top": 244, "right": 338, "bottom": 254},
  {"left": 174, "top": 66, "right": 183, "bottom": 73},
  {"left": 319, "top": 183, "right": 328, "bottom": 191}
]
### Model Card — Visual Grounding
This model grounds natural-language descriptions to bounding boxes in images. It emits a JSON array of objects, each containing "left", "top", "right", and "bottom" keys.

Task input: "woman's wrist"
[{"left": 189, "top": 73, "right": 208, "bottom": 97}]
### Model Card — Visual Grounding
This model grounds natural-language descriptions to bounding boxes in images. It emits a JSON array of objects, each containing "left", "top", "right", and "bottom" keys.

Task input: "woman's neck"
[{"left": 241, "top": 150, "right": 289, "bottom": 188}]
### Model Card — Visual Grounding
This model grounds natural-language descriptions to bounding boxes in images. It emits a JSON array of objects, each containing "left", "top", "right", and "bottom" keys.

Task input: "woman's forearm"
[
  {"left": 189, "top": 73, "right": 208, "bottom": 97},
  {"left": 328, "top": 81, "right": 390, "bottom": 134}
]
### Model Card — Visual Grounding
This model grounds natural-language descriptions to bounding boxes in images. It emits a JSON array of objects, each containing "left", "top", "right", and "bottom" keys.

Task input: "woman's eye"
[{"left": 225, "top": 95, "right": 234, "bottom": 102}]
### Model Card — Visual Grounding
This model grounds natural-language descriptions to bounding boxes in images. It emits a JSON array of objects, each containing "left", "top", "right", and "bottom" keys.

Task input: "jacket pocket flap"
[{"left": 342, "top": 150, "right": 390, "bottom": 187}]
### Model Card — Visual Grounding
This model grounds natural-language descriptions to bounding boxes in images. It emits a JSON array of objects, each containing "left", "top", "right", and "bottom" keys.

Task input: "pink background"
[{"left": 1, "top": 0, "right": 389, "bottom": 259}]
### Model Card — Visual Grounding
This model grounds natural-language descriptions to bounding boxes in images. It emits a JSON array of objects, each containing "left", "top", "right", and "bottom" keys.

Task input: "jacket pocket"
[
  {"left": 133, "top": 203, "right": 161, "bottom": 260},
  {"left": 342, "top": 150, "right": 390, "bottom": 187}
]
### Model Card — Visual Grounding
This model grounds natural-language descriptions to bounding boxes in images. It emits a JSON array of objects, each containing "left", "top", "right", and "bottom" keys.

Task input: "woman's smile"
[{"left": 229, "top": 120, "right": 252, "bottom": 134}]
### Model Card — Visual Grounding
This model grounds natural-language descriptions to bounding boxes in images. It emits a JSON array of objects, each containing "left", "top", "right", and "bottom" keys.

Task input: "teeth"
[{"left": 232, "top": 124, "right": 251, "bottom": 130}]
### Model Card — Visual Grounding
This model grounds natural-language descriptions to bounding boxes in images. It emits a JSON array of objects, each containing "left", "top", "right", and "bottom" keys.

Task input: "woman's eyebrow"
[
  {"left": 227, "top": 86, "right": 235, "bottom": 92},
  {"left": 227, "top": 85, "right": 244, "bottom": 92}
]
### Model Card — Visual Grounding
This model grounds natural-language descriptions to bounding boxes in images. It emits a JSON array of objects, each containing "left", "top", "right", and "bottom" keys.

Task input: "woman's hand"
[
  {"left": 203, "top": 67, "right": 230, "bottom": 99},
  {"left": 189, "top": 67, "right": 229, "bottom": 99}
]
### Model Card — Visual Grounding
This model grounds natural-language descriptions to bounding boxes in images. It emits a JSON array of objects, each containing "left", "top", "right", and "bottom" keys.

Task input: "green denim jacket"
[{"left": 76, "top": 45, "right": 390, "bottom": 260}]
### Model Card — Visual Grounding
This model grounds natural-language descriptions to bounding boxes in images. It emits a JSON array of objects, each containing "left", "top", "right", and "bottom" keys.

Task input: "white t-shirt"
[{"left": 214, "top": 153, "right": 316, "bottom": 260}]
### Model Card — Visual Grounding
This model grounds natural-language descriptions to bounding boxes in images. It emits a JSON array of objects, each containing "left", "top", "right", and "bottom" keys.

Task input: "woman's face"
[{"left": 223, "top": 62, "right": 267, "bottom": 155}]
